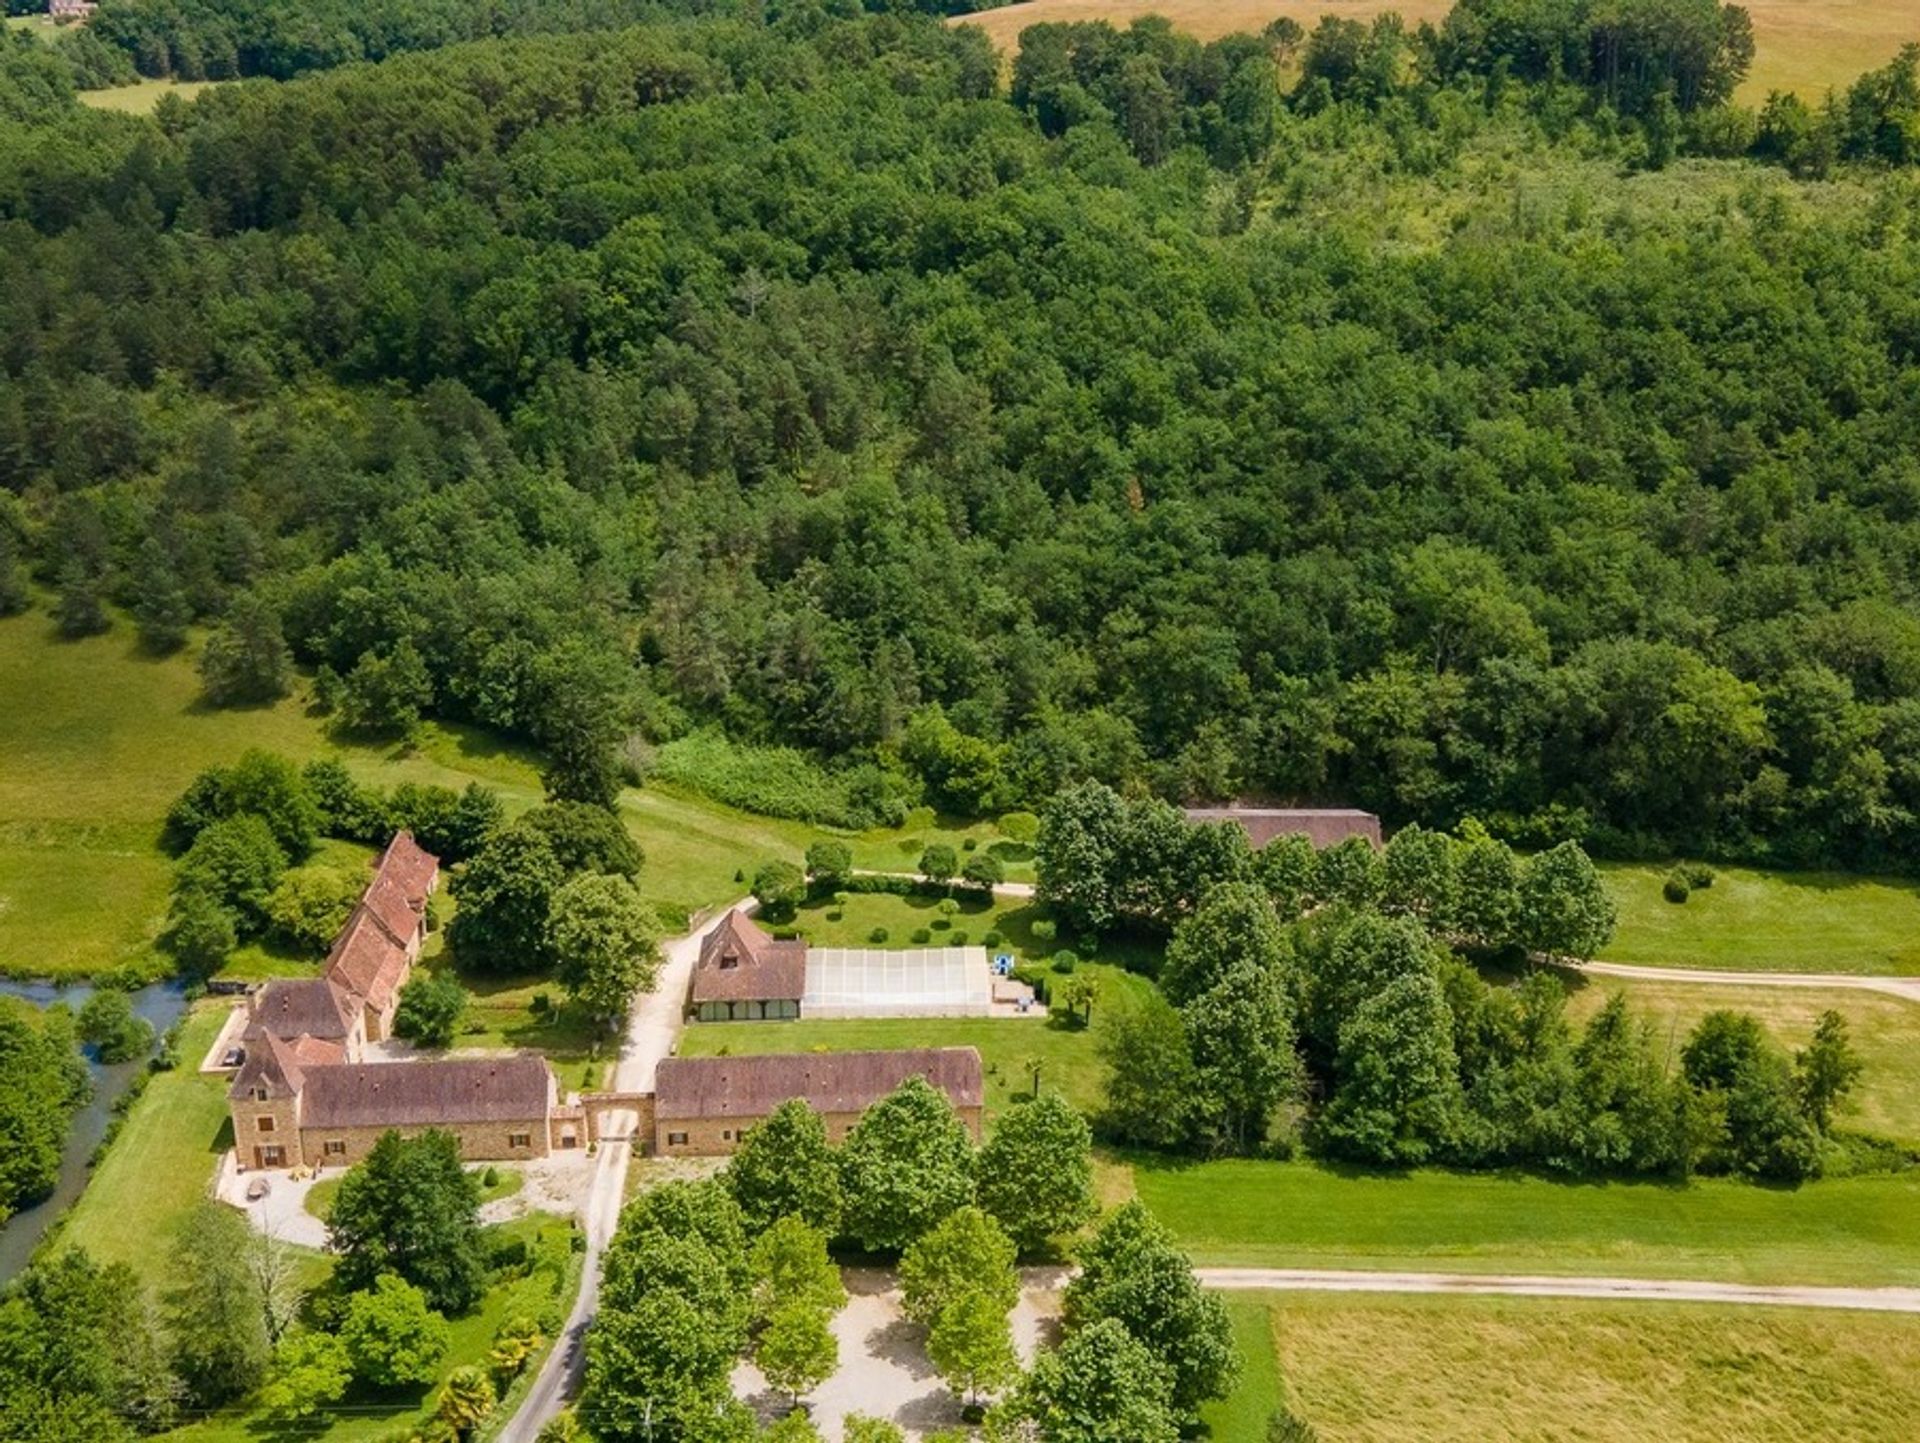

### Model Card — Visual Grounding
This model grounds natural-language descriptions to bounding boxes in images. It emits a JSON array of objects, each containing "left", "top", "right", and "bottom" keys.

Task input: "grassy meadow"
[
  {"left": 1131, "top": 1157, "right": 1920, "bottom": 1286},
  {"left": 53, "top": 1005, "right": 235, "bottom": 1281},
  {"left": 1220, "top": 1290, "right": 1920, "bottom": 1443},
  {"left": 1598, "top": 862, "right": 1920, "bottom": 974},
  {"left": 0, "top": 610, "right": 1021, "bottom": 979},
  {"left": 957, "top": 0, "right": 1920, "bottom": 103},
  {"left": 1564, "top": 976, "right": 1920, "bottom": 1146},
  {"left": 76, "top": 78, "right": 215, "bottom": 113}
]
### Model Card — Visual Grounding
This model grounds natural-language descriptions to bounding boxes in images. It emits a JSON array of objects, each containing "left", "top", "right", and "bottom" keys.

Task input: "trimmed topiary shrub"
[
  {"left": 1031, "top": 919, "right": 1057, "bottom": 943},
  {"left": 1663, "top": 869, "right": 1690, "bottom": 904},
  {"left": 981, "top": 931, "right": 1002, "bottom": 949},
  {"left": 868, "top": 927, "right": 889, "bottom": 944},
  {"left": 1051, "top": 948, "right": 1079, "bottom": 974},
  {"left": 911, "top": 927, "right": 933, "bottom": 944},
  {"left": 1683, "top": 862, "right": 1716, "bottom": 888},
  {"left": 949, "top": 931, "right": 968, "bottom": 946}
]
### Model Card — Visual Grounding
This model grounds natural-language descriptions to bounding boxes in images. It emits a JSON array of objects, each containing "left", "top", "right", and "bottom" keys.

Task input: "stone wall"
[
  {"left": 652, "top": 1104, "right": 983, "bottom": 1158},
  {"left": 232, "top": 1094, "right": 303, "bottom": 1170},
  {"left": 298, "top": 1116, "right": 551, "bottom": 1170}
]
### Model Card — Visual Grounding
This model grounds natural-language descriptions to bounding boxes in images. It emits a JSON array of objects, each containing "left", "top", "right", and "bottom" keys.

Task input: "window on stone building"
[
  {"left": 667, "top": 1131, "right": 688, "bottom": 1146},
  {"left": 257, "top": 1115, "right": 275, "bottom": 1133},
  {"left": 509, "top": 1132, "right": 531, "bottom": 1148},
  {"left": 324, "top": 1139, "right": 345, "bottom": 1156}
]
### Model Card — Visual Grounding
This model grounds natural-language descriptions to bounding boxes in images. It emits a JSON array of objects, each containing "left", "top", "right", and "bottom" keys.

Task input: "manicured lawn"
[
  {"left": 54, "top": 1005, "right": 235, "bottom": 1281},
  {"left": 1132, "top": 1157, "right": 1920, "bottom": 1286},
  {"left": 1599, "top": 862, "right": 1920, "bottom": 974},
  {"left": 1251, "top": 1291, "right": 1920, "bottom": 1442},
  {"left": 677, "top": 1003, "right": 1131, "bottom": 1121},
  {"left": 306, "top": 1165, "right": 523, "bottom": 1224},
  {"left": 1565, "top": 977, "right": 1920, "bottom": 1146}
]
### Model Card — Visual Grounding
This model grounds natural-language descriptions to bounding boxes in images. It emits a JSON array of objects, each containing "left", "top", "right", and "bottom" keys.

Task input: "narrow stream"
[{"left": 0, "top": 978, "right": 190, "bottom": 1281}]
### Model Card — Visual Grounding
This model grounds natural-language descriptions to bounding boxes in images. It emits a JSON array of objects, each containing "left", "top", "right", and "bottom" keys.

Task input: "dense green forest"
[{"left": 8, "top": 2, "right": 1920, "bottom": 866}]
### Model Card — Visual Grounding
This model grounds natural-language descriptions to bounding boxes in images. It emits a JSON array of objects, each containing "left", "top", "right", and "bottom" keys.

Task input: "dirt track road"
[
  {"left": 496, "top": 905, "right": 737, "bottom": 1443},
  {"left": 1196, "top": 1267, "right": 1920, "bottom": 1313},
  {"left": 1563, "top": 959, "right": 1920, "bottom": 1004}
]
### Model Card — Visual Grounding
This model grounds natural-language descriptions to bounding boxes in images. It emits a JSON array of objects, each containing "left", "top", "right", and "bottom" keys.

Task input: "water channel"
[{"left": 0, "top": 977, "right": 190, "bottom": 1280}]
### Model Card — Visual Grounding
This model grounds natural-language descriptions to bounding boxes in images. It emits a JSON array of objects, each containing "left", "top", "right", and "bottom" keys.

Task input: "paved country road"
[
  {"left": 1195, "top": 1267, "right": 1920, "bottom": 1313},
  {"left": 1560, "top": 958, "right": 1920, "bottom": 1004},
  {"left": 497, "top": 903, "right": 741, "bottom": 1443}
]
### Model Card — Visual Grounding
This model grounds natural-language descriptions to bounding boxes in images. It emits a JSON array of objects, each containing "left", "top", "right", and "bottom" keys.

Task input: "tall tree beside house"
[
  {"left": 165, "top": 1203, "right": 270, "bottom": 1406},
  {"left": 327, "top": 1130, "right": 486, "bottom": 1314},
  {"left": 449, "top": 821, "right": 566, "bottom": 973},
  {"left": 392, "top": 973, "right": 469, "bottom": 1049},
  {"left": 547, "top": 873, "right": 661, "bottom": 1032},
  {"left": 838, "top": 1076, "right": 977, "bottom": 1254},
  {"left": 975, "top": 1092, "right": 1096, "bottom": 1256},
  {"left": 990, "top": 1316, "right": 1180, "bottom": 1443},
  {"left": 0, "top": 1248, "right": 179, "bottom": 1441},
  {"left": 340, "top": 1274, "right": 449, "bottom": 1387},
  {"left": 724, "top": 1098, "right": 844, "bottom": 1235}
]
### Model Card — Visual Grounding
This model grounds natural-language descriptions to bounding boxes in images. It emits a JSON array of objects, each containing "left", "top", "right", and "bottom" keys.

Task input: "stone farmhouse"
[
  {"left": 647, "top": 1047, "right": 984, "bottom": 1156},
  {"left": 691, "top": 909, "right": 1000, "bottom": 1022},
  {"left": 225, "top": 838, "right": 986, "bottom": 1171},
  {"left": 227, "top": 832, "right": 564, "bottom": 1172},
  {"left": 1183, "top": 805, "right": 1383, "bottom": 849},
  {"left": 48, "top": 0, "right": 97, "bottom": 19}
]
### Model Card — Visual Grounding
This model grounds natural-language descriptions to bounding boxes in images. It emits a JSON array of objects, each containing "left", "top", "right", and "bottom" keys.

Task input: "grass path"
[{"left": 1131, "top": 1157, "right": 1920, "bottom": 1287}]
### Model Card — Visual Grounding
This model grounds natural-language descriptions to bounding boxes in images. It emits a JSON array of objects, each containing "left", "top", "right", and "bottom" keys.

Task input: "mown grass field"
[
  {"left": 75, "top": 79, "right": 216, "bottom": 113},
  {"left": 1236, "top": 1291, "right": 1920, "bottom": 1442},
  {"left": 1564, "top": 976, "right": 1920, "bottom": 1145},
  {"left": 53, "top": 1005, "right": 234, "bottom": 1281},
  {"left": 0, "top": 611, "right": 1020, "bottom": 978},
  {"left": 1598, "top": 862, "right": 1920, "bottom": 974},
  {"left": 957, "top": 0, "right": 1920, "bottom": 103},
  {"left": 1131, "top": 1157, "right": 1920, "bottom": 1285}
]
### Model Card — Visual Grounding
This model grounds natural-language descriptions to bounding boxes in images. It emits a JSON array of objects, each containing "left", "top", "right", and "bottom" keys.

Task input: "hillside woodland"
[{"left": 8, "top": 2, "right": 1920, "bottom": 869}]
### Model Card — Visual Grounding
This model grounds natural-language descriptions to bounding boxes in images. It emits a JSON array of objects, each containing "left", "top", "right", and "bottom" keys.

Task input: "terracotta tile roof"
[
  {"left": 1183, "top": 807, "right": 1382, "bottom": 849},
  {"left": 297, "top": 1054, "right": 552, "bottom": 1130},
  {"left": 654, "top": 1047, "right": 983, "bottom": 1121},
  {"left": 323, "top": 906, "right": 411, "bottom": 1013},
  {"left": 248, "top": 978, "right": 359, "bottom": 1042},
  {"left": 376, "top": 830, "right": 439, "bottom": 904},
  {"left": 691, "top": 909, "right": 807, "bottom": 1004},
  {"left": 230, "top": 1030, "right": 343, "bottom": 1101}
]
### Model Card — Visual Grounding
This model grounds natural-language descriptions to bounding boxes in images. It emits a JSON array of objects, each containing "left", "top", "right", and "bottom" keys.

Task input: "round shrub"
[
  {"left": 868, "top": 927, "right": 889, "bottom": 944},
  {"left": 911, "top": 927, "right": 933, "bottom": 944},
  {"left": 1683, "top": 862, "right": 1717, "bottom": 889},
  {"left": 963, "top": 837, "right": 978, "bottom": 852},
  {"left": 1051, "top": 948, "right": 1079, "bottom": 974},
  {"left": 1662, "top": 869, "right": 1690, "bottom": 904},
  {"left": 949, "top": 931, "right": 968, "bottom": 946},
  {"left": 982, "top": 931, "right": 1002, "bottom": 949},
  {"left": 1031, "top": 919, "right": 1057, "bottom": 943}
]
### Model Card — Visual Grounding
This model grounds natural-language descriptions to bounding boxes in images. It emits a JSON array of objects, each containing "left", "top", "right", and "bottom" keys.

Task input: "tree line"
[
  {"left": 1093, "top": 863, "right": 1868, "bottom": 1183},
  {"left": 11, "top": 9, "right": 1920, "bottom": 868}
]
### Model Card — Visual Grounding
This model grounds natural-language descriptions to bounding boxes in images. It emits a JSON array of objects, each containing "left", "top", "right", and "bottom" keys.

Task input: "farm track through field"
[
  {"left": 1564, "top": 959, "right": 1920, "bottom": 1005},
  {"left": 1197, "top": 1267, "right": 1920, "bottom": 1313}
]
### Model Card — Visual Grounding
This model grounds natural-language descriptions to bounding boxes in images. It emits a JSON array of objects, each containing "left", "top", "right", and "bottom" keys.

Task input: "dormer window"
[
  {"left": 253, "top": 1086, "right": 270, "bottom": 1102},
  {"left": 719, "top": 949, "right": 740, "bottom": 971}
]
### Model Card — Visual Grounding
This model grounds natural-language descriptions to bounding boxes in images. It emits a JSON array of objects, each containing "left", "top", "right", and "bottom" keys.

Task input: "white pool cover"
[{"left": 801, "top": 946, "right": 994, "bottom": 1018}]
